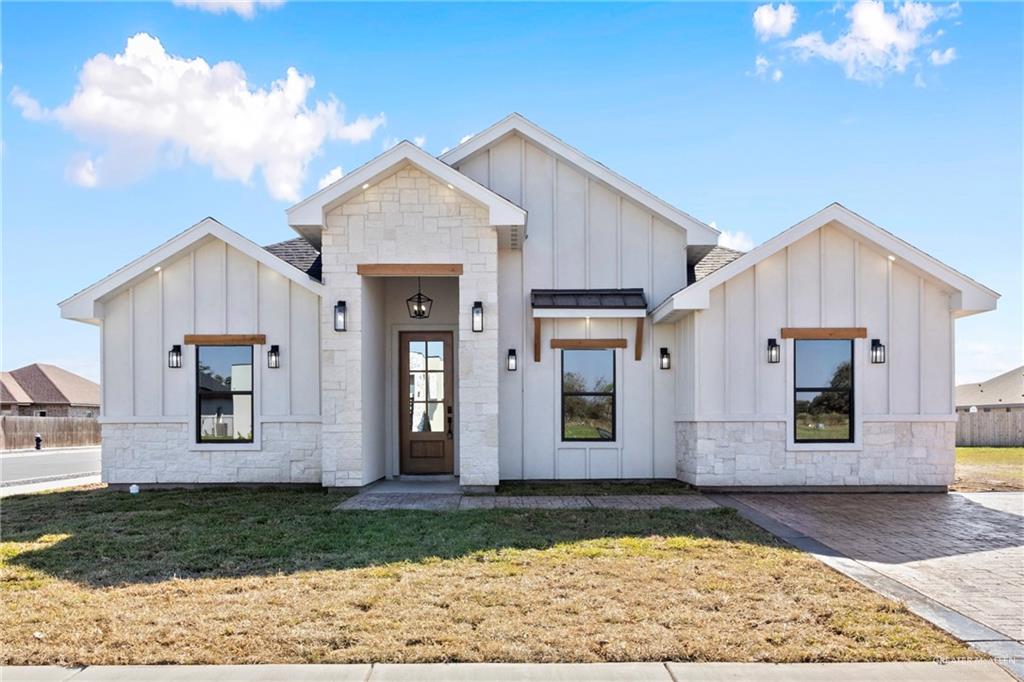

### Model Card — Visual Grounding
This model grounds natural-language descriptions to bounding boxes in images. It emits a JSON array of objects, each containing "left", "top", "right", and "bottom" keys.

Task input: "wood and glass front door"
[{"left": 399, "top": 331, "right": 454, "bottom": 474}]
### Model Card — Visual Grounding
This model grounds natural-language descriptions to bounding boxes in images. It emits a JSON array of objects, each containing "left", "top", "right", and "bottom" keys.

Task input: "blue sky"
[{"left": 2, "top": 1, "right": 1021, "bottom": 384}]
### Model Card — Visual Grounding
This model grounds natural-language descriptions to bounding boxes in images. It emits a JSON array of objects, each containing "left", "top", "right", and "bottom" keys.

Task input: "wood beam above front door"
[
  {"left": 184, "top": 334, "right": 267, "bottom": 346},
  {"left": 356, "top": 264, "right": 464, "bottom": 277}
]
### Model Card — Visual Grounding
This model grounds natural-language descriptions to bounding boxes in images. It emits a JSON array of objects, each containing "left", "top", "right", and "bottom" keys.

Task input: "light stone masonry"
[
  {"left": 100, "top": 421, "right": 322, "bottom": 484},
  {"left": 675, "top": 420, "right": 956, "bottom": 487},
  {"left": 321, "top": 165, "right": 500, "bottom": 487}
]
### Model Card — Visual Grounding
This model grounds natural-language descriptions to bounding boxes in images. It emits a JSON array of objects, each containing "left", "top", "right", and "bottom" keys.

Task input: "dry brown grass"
[{"left": 0, "top": 487, "right": 973, "bottom": 665}]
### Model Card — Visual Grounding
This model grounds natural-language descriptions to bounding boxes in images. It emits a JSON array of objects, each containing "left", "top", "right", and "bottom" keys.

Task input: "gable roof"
[
  {"left": 2, "top": 364, "right": 100, "bottom": 407},
  {"left": 440, "top": 113, "right": 720, "bottom": 247},
  {"left": 287, "top": 141, "right": 527, "bottom": 249},
  {"left": 653, "top": 203, "right": 1000, "bottom": 323},
  {"left": 60, "top": 217, "right": 325, "bottom": 325},
  {"left": 0, "top": 372, "right": 31, "bottom": 405},
  {"left": 264, "top": 238, "right": 322, "bottom": 282},
  {"left": 956, "top": 366, "right": 1024, "bottom": 408}
]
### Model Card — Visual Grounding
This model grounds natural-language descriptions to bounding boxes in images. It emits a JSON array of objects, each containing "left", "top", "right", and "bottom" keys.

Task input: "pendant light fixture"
[{"left": 407, "top": 277, "right": 433, "bottom": 319}]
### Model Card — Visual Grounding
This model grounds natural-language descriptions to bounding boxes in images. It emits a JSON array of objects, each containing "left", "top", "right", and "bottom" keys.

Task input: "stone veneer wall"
[
  {"left": 676, "top": 420, "right": 956, "bottom": 487},
  {"left": 321, "top": 165, "right": 500, "bottom": 488},
  {"left": 100, "top": 421, "right": 321, "bottom": 484}
]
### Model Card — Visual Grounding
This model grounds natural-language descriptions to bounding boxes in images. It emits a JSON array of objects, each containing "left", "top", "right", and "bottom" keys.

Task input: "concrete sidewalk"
[{"left": 2, "top": 661, "right": 1013, "bottom": 681}]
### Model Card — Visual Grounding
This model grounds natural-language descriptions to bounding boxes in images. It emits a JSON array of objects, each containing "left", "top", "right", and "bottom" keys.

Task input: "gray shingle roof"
[
  {"left": 956, "top": 366, "right": 1024, "bottom": 408},
  {"left": 264, "top": 238, "right": 322, "bottom": 282},
  {"left": 531, "top": 288, "right": 648, "bottom": 309},
  {"left": 691, "top": 246, "right": 746, "bottom": 282}
]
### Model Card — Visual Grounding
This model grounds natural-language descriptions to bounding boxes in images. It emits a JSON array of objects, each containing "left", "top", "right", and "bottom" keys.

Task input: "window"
[
  {"left": 35, "top": 410, "right": 46, "bottom": 417},
  {"left": 794, "top": 339, "right": 853, "bottom": 443},
  {"left": 562, "top": 349, "right": 615, "bottom": 441},
  {"left": 196, "top": 345, "right": 253, "bottom": 443}
]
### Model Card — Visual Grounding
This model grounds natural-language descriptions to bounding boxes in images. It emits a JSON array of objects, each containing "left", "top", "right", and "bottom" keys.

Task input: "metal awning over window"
[
  {"left": 529, "top": 289, "right": 649, "bottom": 362},
  {"left": 530, "top": 288, "right": 647, "bottom": 318}
]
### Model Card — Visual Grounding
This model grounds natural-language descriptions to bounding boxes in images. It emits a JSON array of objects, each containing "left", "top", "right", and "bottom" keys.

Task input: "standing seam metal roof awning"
[{"left": 530, "top": 288, "right": 648, "bottom": 317}]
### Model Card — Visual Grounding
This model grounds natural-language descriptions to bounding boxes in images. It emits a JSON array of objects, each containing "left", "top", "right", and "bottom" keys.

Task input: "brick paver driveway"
[{"left": 737, "top": 492, "right": 1024, "bottom": 641}]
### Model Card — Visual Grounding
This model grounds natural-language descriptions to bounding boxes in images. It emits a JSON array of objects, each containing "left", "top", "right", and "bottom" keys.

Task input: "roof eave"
[
  {"left": 286, "top": 141, "right": 526, "bottom": 244},
  {"left": 440, "top": 113, "right": 720, "bottom": 246}
]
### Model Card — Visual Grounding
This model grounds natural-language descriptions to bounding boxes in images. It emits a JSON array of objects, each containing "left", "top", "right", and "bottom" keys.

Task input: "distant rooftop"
[
  {"left": 956, "top": 366, "right": 1024, "bottom": 408},
  {"left": 0, "top": 364, "right": 99, "bottom": 407}
]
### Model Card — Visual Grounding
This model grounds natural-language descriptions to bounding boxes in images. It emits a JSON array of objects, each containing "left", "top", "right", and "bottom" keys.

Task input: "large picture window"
[
  {"left": 794, "top": 339, "right": 853, "bottom": 443},
  {"left": 196, "top": 345, "right": 253, "bottom": 443},
  {"left": 562, "top": 349, "right": 615, "bottom": 441}
]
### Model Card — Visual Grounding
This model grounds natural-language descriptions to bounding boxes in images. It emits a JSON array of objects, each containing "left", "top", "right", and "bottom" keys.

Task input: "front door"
[{"left": 399, "top": 331, "right": 454, "bottom": 474}]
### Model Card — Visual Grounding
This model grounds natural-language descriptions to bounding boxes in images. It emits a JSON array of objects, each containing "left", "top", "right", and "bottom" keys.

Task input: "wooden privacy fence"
[
  {"left": 956, "top": 410, "right": 1024, "bottom": 447},
  {"left": 0, "top": 416, "right": 101, "bottom": 451}
]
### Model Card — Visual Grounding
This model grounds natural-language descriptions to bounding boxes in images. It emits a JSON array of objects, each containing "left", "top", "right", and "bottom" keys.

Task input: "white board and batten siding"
[
  {"left": 100, "top": 238, "right": 321, "bottom": 424},
  {"left": 681, "top": 223, "right": 955, "bottom": 422},
  {"left": 456, "top": 132, "right": 684, "bottom": 480}
]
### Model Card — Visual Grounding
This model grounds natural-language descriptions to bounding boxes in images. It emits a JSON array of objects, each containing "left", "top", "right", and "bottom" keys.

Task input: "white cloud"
[
  {"left": 717, "top": 229, "right": 755, "bottom": 251},
  {"left": 754, "top": 3, "right": 798, "bottom": 41},
  {"left": 413, "top": 135, "right": 426, "bottom": 148},
  {"left": 440, "top": 146, "right": 451, "bottom": 154},
  {"left": 930, "top": 47, "right": 956, "bottom": 65},
  {"left": 9, "top": 86, "right": 43, "bottom": 120},
  {"left": 788, "top": 0, "right": 961, "bottom": 82},
  {"left": 317, "top": 165, "right": 343, "bottom": 190},
  {"left": 458, "top": 133, "right": 474, "bottom": 144},
  {"left": 10, "top": 33, "right": 384, "bottom": 201},
  {"left": 914, "top": 73, "right": 927, "bottom": 88},
  {"left": 172, "top": 0, "right": 285, "bottom": 20},
  {"left": 66, "top": 156, "right": 99, "bottom": 187},
  {"left": 753, "top": 55, "right": 783, "bottom": 83}
]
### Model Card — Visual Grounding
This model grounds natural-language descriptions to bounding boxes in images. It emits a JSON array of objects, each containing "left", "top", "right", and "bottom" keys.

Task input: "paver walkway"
[
  {"left": 335, "top": 492, "right": 718, "bottom": 511},
  {"left": 736, "top": 492, "right": 1024, "bottom": 642}
]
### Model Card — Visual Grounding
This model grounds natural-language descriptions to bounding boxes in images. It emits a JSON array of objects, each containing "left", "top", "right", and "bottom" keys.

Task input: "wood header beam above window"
[
  {"left": 550, "top": 338, "right": 628, "bottom": 350},
  {"left": 780, "top": 327, "right": 867, "bottom": 340},
  {"left": 184, "top": 334, "right": 267, "bottom": 346},
  {"left": 356, "top": 264, "right": 463, "bottom": 277}
]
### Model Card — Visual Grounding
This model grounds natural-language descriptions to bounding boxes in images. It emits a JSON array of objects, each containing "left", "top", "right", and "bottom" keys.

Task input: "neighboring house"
[
  {"left": 59, "top": 113, "right": 999, "bottom": 491},
  {"left": 0, "top": 364, "right": 100, "bottom": 417},
  {"left": 955, "top": 366, "right": 1024, "bottom": 447},
  {"left": 956, "top": 366, "right": 1024, "bottom": 413}
]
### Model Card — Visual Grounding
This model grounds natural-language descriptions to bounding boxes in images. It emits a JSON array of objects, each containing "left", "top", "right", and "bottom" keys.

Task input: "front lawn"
[
  {"left": 954, "top": 447, "right": 1024, "bottom": 492},
  {"left": 0, "top": 487, "right": 972, "bottom": 665}
]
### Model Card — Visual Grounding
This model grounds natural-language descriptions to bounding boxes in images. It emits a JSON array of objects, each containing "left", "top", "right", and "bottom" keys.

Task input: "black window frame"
[
  {"left": 195, "top": 345, "right": 254, "bottom": 444},
  {"left": 793, "top": 339, "right": 854, "bottom": 444},
  {"left": 560, "top": 348, "right": 616, "bottom": 442}
]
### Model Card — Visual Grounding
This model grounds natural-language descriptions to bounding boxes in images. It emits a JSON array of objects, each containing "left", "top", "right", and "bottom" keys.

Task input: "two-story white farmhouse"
[{"left": 60, "top": 114, "right": 999, "bottom": 491}]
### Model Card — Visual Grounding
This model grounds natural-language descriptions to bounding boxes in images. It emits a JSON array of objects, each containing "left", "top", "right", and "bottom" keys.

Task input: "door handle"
[{"left": 447, "top": 416, "right": 453, "bottom": 440}]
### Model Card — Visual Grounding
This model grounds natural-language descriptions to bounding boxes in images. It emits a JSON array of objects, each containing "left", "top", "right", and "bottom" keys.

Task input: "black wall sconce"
[
  {"left": 871, "top": 338, "right": 886, "bottom": 364},
  {"left": 168, "top": 344, "right": 182, "bottom": 369},
  {"left": 268, "top": 345, "right": 281, "bottom": 369},
  {"left": 659, "top": 347, "right": 671, "bottom": 370},
  {"left": 334, "top": 300, "right": 347, "bottom": 331},
  {"left": 767, "top": 338, "right": 781, "bottom": 364},
  {"left": 472, "top": 301, "right": 484, "bottom": 332},
  {"left": 507, "top": 349, "right": 518, "bottom": 371}
]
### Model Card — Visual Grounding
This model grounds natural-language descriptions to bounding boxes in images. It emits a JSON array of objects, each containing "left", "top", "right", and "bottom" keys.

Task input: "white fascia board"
[
  {"left": 59, "top": 217, "right": 324, "bottom": 324},
  {"left": 287, "top": 141, "right": 526, "bottom": 234},
  {"left": 667, "top": 202, "right": 999, "bottom": 316},
  {"left": 440, "top": 113, "right": 720, "bottom": 246},
  {"left": 532, "top": 308, "right": 647, "bottom": 319}
]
